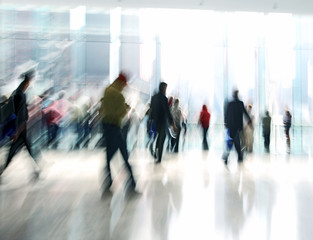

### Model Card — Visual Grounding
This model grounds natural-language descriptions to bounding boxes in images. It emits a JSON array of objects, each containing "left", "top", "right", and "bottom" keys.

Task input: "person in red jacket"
[{"left": 199, "top": 104, "right": 211, "bottom": 150}]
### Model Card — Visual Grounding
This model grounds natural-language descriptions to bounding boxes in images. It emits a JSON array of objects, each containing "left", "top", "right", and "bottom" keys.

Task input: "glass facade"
[{"left": 1, "top": 5, "right": 313, "bottom": 153}]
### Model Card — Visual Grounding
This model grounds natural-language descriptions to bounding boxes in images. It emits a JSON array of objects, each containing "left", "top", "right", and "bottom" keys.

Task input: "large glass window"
[{"left": 2, "top": 5, "right": 313, "bottom": 153}]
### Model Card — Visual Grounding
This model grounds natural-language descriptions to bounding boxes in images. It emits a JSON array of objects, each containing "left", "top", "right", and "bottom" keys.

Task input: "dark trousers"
[
  {"left": 223, "top": 130, "right": 243, "bottom": 163},
  {"left": 156, "top": 124, "right": 167, "bottom": 162},
  {"left": 4, "top": 128, "right": 38, "bottom": 171},
  {"left": 103, "top": 124, "right": 135, "bottom": 184},
  {"left": 75, "top": 121, "right": 90, "bottom": 149},
  {"left": 202, "top": 127, "right": 209, "bottom": 150},
  {"left": 285, "top": 127, "right": 290, "bottom": 149},
  {"left": 264, "top": 132, "right": 270, "bottom": 151}
]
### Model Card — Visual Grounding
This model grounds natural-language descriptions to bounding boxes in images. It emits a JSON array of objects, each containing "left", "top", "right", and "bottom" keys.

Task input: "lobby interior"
[{"left": 1, "top": 0, "right": 313, "bottom": 239}]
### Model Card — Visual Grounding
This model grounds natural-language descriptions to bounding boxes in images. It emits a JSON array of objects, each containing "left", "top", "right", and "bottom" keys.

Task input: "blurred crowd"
[{"left": 0, "top": 69, "right": 291, "bottom": 196}]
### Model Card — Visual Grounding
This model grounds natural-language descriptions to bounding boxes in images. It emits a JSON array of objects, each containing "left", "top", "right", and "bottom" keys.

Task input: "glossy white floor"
[{"left": 1, "top": 148, "right": 313, "bottom": 240}]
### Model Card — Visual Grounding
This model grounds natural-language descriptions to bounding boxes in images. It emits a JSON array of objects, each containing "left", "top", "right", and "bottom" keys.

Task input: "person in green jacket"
[{"left": 100, "top": 72, "right": 136, "bottom": 196}]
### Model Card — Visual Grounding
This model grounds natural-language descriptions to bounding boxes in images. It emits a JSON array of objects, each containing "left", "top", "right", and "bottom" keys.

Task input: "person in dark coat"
[
  {"left": 150, "top": 82, "right": 176, "bottom": 163},
  {"left": 222, "top": 90, "right": 251, "bottom": 165},
  {"left": 262, "top": 110, "right": 271, "bottom": 152},
  {"left": 283, "top": 109, "right": 292, "bottom": 153},
  {"left": 0, "top": 70, "right": 41, "bottom": 178}
]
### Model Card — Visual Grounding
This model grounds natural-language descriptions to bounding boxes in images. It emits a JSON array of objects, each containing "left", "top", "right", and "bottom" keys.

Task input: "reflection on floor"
[{"left": 1, "top": 148, "right": 313, "bottom": 240}]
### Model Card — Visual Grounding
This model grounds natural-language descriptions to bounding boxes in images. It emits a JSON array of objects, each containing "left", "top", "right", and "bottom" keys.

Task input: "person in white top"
[{"left": 170, "top": 98, "right": 183, "bottom": 153}]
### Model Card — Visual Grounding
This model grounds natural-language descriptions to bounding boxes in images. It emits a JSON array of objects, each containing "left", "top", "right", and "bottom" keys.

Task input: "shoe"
[
  {"left": 33, "top": 170, "right": 41, "bottom": 179},
  {"left": 101, "top": 179, "right": 113, "bottom": 199},
  {"left": 125, "top": 187, "right": 141, "bottom": 199},
  {"left": 222, "top": 154, "right": 228, "bottom": 165},
  {"left": 150, "top": 150, "right": 157, "bottom": 159},
  {"left": 124, "top": 180, "right": 141, "bottom": 198},
  {"left": 127, "top": 188, "right": 141, "bottom": 198},
  {"left": 124, "top": 178, "right": 136, "bottom": 193},
  {"left": 102, "top": 177, "right": 113, "bottom": 192},
  {"left": 31, "top": 170, "right": 41, "bottom": 182},
  {"left": 125, "top": 178, "right": 136, "bottom": 188},
  {"left": 101, "top": 189, "right": 113, "bottom": 200},
  {"left": 150, "top": 146, "right": 157, "bottom": 159}
]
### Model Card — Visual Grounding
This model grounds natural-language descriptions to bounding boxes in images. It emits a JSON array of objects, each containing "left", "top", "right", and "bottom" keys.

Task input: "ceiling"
[{"left": 3, "top": 0, "right": 313, "bottom": 15}]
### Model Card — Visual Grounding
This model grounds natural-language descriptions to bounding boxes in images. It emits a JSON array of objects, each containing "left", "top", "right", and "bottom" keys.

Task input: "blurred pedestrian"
[
  {"left": 199, "top": 104, "right": 211, "bottom": 150},
  {"left": 166, "top": 96, "right": 174, "bottom": 152},
  {"left": 170, "top": 98, "right": 183, "bottom": 153},
  {"left": 100, "top": 72, "right": 136, "bottom": 195},
  {"left": 181, "top": 112, "right": 187, "bottom": 150},
  {"left": 283, "top": 109, "right": 292, "bottom": 153},
  {"left": 0, "top": 70, "right": 41, "bottom": 178},
  {"left": 42, "top": 91, "right": 72, "bottom": 149},
  {"left": 262, "top": 110, "right": 271, "bottom": 152},
  {"left": 222, "top": 90, "right": 251, "bottom": 165},
  {"left": 244, "top": 104, "right": 254, "bottom": 153},
  {"left": 144, "top": 102, "right": 157, "bottom": 157},
  {"left": 150, "top": 82, "right": 176, "bottom": 163}
]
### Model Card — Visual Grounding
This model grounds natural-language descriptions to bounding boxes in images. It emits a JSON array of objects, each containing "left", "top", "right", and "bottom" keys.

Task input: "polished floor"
[{"left": 1, "top": 147, "right": 313, "bottom": 240}]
